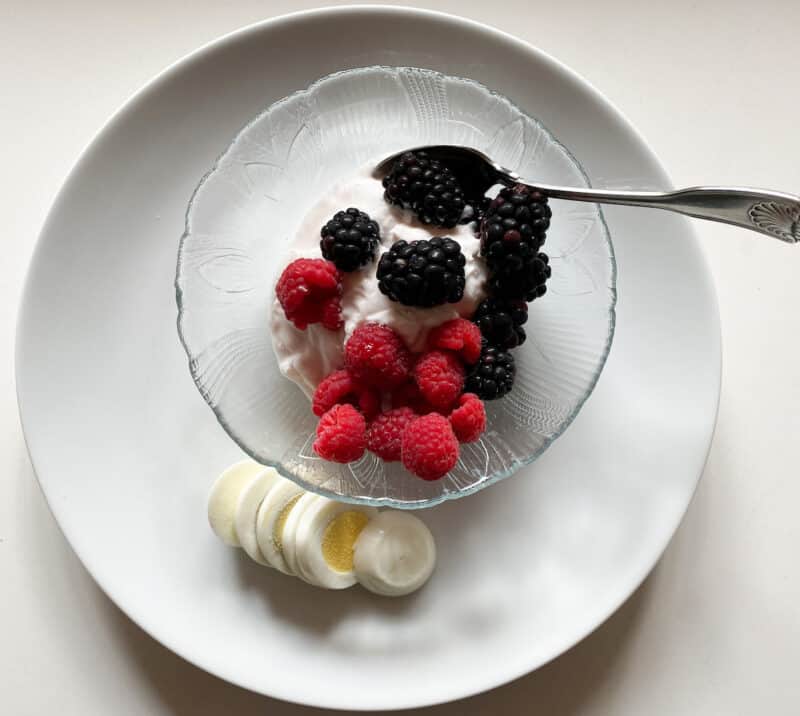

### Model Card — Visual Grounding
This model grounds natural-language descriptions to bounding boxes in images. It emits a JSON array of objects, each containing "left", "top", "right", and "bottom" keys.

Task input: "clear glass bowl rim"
[{"left": 175, "top": 65, "right": 618, "bottom": 509}]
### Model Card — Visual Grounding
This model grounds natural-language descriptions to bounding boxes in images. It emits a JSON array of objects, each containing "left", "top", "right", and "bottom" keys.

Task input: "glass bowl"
[{"left": 176, "top": 66, "right": 616, "bottom": 508}]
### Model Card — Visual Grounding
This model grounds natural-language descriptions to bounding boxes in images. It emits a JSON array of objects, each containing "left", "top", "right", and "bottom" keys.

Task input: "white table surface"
[{"left": 3, "top": 1, "right": 799, "bottom": 714}]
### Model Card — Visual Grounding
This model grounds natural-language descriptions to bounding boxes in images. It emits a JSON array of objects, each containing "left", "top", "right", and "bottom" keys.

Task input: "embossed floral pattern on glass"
[{"left": 176, "top": 66, "right": 616, "bottom": 508}]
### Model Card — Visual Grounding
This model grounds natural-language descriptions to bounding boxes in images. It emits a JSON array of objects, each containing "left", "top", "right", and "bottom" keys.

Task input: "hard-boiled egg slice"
[
  {"left": 280, "top": 492, "right": 320, "bottom": 581},
  {"left": 207, "top": 460, "right": 265, "bottom": 547},
  {"left": 294, "top": 498, "right": 378, "bottom": 589},
  {"left": 354, "top": 511, "right": 436, "bottom": 597},
  {"left": 233, "top": 467, "right": 281, "bottom": 565},
  {"left": 255, "top": 478, "right": 305, "bottom": 575}
]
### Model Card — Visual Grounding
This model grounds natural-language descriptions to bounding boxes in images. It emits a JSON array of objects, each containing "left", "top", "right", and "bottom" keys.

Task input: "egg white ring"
[
  {"left": 207, "top": 460, "right": 265, "bottom": 547},
  {"left": 294, "top": 498, "right": 378, "bottom": 590},
  {"left": 233, "top": 467, "right": 281, "bottom": 565},
  {"left": 280, "top": 492, "right": 321, "bottom": 582},
  {"left": 353, "top": 511, "right": 436, "bottom": 597},
  {"left": 255, "top": 479, "right": 305, "bottom": 575}
]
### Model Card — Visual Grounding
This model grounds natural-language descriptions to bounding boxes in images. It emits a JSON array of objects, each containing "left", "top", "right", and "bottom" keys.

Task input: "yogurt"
[{"left": 270, "top": 165, "right": 487, "bottom": 397}]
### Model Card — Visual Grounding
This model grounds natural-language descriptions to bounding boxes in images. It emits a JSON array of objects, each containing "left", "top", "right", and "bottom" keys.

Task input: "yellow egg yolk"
[{"left": 321, "top": 511, "right": 370, "bottom": 573}]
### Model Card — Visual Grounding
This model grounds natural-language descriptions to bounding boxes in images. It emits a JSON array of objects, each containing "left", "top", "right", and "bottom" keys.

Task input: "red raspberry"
[
  {"left": 344, "top": 323, "right": 412, "bottom": 388},
  {"left": 366, "top": 407, "right": 417, "bottom": 462},
  {"left": 427, "top": 318, "right": 482, "bottom": 364},
  {"left": 413, "top": 350, "right": 465, "bottom": 411},
  {"left": 401, "top": 413, "right": 459, "bottom": 481},
  {"left": 319, "top": 295, "right": 344, "bottom": 331},
  {"left": 449, "top": 393, "right": 486, "bottom": 443},
  {"left": 312, "top": 370, "right": 380, "bottom": 420},
  {"left": 313, "top": 404, "right": 366, "bottom": 463},
  {"left": 276, "top": 258, "right": 343, "bottom": 330}
]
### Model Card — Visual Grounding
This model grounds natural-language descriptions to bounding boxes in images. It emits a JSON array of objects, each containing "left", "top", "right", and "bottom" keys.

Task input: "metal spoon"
[{"left": 376, "top": 145, "right": 800, "bottom": 243}]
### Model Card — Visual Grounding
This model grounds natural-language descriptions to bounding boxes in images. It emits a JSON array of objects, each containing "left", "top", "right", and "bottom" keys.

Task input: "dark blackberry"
[
  {"left": 382, "top": 151, "right": 466, "bottom": 228},
  {"left": 472, "top": 297, "right": 528, "bottom": 350},
  {"left": 482, "top": 184, "right": 551, "bottom": 255},
  {"left": 320, "top": 208, "right": 380, "bottom": 272},
  {"left": 480, "top": 184, "right": 552, "bottom": 301},
  {"left": 488, "top": 251, "right": 551, "bottom": 302},
  {"left": 376, "top": 237, "right": 466, "bottom": 308},
  {"left": 465, "top": 343, "right": 516, "bottom": 400}
]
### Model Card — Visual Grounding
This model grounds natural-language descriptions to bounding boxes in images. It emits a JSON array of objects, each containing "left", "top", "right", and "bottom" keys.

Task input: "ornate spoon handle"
[{"left": 526, "top": 183, "right": 800, "bottom": 242}]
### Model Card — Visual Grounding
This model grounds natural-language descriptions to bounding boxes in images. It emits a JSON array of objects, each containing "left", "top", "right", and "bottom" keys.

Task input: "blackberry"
[
  {"left": 488, "top": 251, "right": 551, "bottom": 302},
  {"left": 465, "top": 343, "right": 516, "bottom": 400},
  {"left": 382, "top": 151, "right": 466, "bottom": 228},
  {"left": 482, "top": 184, "right": 551, "bottom": 254},
  {"left": 320, "top": 208, "right": 380, "bottom": 272},
  {"left": 472, "top": 297, "right": 528, "bottom": 350},
  {"left": 481, "top": 184, "right": 552, "bottom": 301},
  {"left": 377, "top": 237, "right": 466, "bottom": 308}
]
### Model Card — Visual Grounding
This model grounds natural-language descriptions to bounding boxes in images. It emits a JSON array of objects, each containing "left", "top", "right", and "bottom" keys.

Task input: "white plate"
[{"left": 16, "top": 7, "right": 720, "bottom": 711}]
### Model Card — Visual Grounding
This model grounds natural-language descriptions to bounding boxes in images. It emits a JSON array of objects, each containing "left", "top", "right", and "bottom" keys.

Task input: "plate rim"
[{"left": 15, "top": 5, "right": 721, "bottom": 710}]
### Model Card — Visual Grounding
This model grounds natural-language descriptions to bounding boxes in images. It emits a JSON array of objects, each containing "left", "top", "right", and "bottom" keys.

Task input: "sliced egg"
[
  {"left": 207, "top": 460, "right": 265, "bottom": 546},
  {"left": 353, "top": 511, "right": 436, "bottom": 597},
  {"left": 233, "top": 467, "right": 281, "bottom": 565},
  {"left": 294, "top": 498, "right": 378, "bottom": 589},
  {"left": 280, "top": 492, "right": 321, "bottom": 581},
  {"left": 255, "top": 479, "right": 305, "bottom": 575}
]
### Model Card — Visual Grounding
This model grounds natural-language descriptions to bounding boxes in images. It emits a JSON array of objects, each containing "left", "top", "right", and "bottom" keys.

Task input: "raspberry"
[
  {"left": 319, "top": 296, "right": 344, "bottom": 331},
  {"left": 366, "top": 407, "right": 417, "bottom": 462},
  {"left": 276, "top": 258, "right": 343, "bottom": 330},
  {"left": 449, "top": 393, "right": 486, "bottom": 443},
  {"left": 401, "top": 413, "right": 460, "bottom": 481},
  {"left": 427, "top": 318, "right": 482, "bottom": 364},
  {"left": 344, "top": 323, "right": 412, "bottom": 388},
  {"left": 413, "top": 350, "right": 465, "bottom": 411},
  {"left": 312, "top": 370, "right": 380, "bottom": 420},
  {"left": 313, "top": 404, "right": 366, "bottom": 463}
]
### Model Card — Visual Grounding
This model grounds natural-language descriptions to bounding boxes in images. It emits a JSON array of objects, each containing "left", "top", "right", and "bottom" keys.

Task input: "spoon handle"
[{"left": 530, "top": 183, "right": 800, "bottom": 243}]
